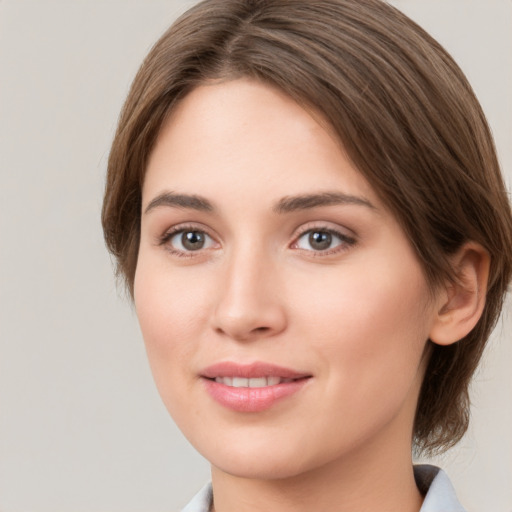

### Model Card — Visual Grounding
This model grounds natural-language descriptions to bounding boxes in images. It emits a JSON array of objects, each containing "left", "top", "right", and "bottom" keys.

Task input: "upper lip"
[{"left": 200, "top": 361, "right": 311, "bottom": 380}]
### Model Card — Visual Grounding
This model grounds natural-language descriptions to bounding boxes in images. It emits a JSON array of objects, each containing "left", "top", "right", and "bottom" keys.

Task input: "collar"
[{"left": 414, "top": 465, "right": 466, "bottom": 512}]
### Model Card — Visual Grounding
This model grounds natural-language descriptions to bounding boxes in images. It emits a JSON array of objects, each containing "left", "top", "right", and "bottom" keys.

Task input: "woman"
[{"left": 102, "top": 0, "right": 512, "bottom": 510}]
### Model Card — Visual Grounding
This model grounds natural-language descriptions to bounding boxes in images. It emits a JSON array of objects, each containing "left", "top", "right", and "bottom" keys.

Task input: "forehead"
[{"left": 143, "top": 78, "right": 378, "bottom": 209}]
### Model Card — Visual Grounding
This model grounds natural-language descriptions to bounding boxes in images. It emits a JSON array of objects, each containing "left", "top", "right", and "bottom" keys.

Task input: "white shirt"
[{"left": 181, "top": 465, "right": 466, "bottom": 512}]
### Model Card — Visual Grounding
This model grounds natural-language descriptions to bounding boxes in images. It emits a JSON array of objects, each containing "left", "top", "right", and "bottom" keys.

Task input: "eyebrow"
[
  {"left": 144, "top": 192, "right": 214, "bottom": 214},
  {"left": 273, "top": 192, "right": 376, "bottom": 213},
  {"left": 143, "top": 190, "right": 375, "bottom": 215}
]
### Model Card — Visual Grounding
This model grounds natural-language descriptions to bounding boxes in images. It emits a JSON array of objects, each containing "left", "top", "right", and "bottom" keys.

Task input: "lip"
[
  {"left": 201, "top": 361, "right": 310, "bottom": 380},
  {"left": 200, "top": 361, "right": 312, "bottom": 413}
]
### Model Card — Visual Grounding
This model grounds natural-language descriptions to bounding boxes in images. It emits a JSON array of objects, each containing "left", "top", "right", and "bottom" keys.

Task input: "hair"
[{"left": 102, "top": 0, "right": 512, "bottom": 455}]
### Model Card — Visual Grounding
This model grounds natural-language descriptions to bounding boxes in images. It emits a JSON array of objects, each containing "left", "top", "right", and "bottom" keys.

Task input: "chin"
[
  {"left": 196, "top": 431, "right": 328, "bottom": 481},
  {"left": 212, "top": 453, "right": 310, "bottom": 481}
]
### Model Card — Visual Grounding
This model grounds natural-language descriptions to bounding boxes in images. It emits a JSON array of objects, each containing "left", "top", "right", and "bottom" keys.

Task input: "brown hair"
[{"left": 102, "top": 0, "right": 512, "bottom": 454}]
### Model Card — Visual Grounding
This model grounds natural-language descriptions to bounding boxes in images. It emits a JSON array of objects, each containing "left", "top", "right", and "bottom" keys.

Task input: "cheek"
[
  {"left": 289, "top": 254, "right": 432, "bottom": 401},
  {"left": 291, "top": 257, "right": 430, "bottom": 345},
  {"left": 282, "top": 261, "right": 432, "bottom": 457},
  {"left": 133, "top": 263, "right": 217, "bottom": 431},
  {"left": 133, "top": 257, "right": 213, "bottom": 385}
]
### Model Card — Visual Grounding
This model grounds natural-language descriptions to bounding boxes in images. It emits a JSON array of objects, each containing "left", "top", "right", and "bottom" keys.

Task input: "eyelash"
[
  {"left": 158, "top": 224, "right": 217, "bottom": 258},
  {"left": 292, "top": 225, "right": 357, "bottom": 256},
  {"left": 157, "top": 224, "right": 357, "bottom": 258}
]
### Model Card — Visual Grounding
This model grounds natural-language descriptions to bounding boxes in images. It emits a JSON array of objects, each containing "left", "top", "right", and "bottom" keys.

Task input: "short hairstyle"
[{"left": 102, "top": 0, "right": 512, "bottom": 454}]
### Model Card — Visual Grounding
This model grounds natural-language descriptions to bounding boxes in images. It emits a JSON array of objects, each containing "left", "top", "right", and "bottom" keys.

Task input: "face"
[{"left": 135, "top": 79, "right": 439, "bottom": 480}]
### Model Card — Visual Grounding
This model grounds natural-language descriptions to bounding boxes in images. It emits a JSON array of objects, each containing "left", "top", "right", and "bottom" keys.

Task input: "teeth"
[
  {"left": 214, "top": 376, "right": 289, "bottom": 388},
  {"left": 232, "top": 377, "right": 248, "bottom": 387},
  {"left": 267, "top": 376, "right": 280, "bottom": 386},
  {"left": 249, "top": 377, "right": 266, "bottom": 388}
]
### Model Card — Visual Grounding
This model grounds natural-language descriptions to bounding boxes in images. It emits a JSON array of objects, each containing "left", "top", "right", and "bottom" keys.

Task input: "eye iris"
[
  {"left": 182, "top": 231, "right": 205, "bottom": 250},
  {"left": 309, "top": 231, "right": 332, "bottom": 250}
]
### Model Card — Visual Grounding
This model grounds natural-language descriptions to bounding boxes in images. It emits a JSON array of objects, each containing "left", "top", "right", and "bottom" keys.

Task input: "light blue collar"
[{"left": 415, "top": 465, "right": 466, "bottom": 512}]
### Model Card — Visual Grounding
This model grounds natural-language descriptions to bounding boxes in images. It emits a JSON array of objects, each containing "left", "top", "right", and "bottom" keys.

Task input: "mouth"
[
  {"left": 210, "top": 376, "right": 301, "bottom": 388},
  {"left": 200, "top": 361, "right": 311, "bottom": 384},
  {"left": 200, "top": 362, "right": 312, "bottom": 412}
]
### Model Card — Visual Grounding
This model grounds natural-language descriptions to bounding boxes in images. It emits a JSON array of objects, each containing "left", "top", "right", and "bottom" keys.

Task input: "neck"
[{"left": 210, "top": 429, "right": 423, "bottom": 512}]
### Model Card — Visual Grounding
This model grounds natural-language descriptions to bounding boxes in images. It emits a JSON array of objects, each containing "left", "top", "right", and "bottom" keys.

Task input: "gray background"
[{"left": 0, "top": 1, "right": 510, "bottom": 510}]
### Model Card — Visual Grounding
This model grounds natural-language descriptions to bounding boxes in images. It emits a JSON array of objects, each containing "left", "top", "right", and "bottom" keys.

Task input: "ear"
[{"left": 429, "top": 242, "right": 490, "bottom": 346}]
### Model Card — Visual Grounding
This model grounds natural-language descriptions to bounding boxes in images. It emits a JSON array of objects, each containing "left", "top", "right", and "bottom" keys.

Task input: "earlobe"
[{"left": 429, "top": 242, "right": 490, "bottom": 346}]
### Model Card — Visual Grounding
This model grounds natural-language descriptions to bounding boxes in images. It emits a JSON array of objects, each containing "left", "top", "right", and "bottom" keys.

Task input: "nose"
[{"left": 211, "top": 248, "right": 287, "bottom": 342}]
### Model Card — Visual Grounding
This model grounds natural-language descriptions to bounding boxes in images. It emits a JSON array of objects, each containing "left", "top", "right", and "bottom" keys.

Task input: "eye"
[
  {"left": 164, "top": 229, "right": 216, "bottom": 253},
  {"left": 294, "top": 228, "right": 355, "bottom": 253}
]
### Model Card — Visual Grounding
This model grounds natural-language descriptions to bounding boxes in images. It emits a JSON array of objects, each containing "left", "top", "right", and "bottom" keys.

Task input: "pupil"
[
  {"left": 182, "top": 231, "right": 205, "bottom": 250},
  {"left": 309, "top": 231, "right": 331, "bottom": 250}
]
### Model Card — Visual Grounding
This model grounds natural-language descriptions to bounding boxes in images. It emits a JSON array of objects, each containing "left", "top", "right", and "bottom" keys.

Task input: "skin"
[{"left": 134, "top": 78, "right": 471, "bottom": 512}]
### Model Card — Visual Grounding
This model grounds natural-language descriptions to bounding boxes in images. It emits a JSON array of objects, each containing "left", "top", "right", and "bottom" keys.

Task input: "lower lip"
[{"left": 202, "top": 378, "right": 310, "bottom": 412}]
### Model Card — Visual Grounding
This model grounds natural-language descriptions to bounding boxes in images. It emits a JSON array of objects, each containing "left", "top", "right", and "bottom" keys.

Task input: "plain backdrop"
[{"left": 0, "top": 1, "right": 510, "bottom": 511}]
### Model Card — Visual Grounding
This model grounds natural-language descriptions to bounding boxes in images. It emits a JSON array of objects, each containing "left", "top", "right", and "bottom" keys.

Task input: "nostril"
[{"left": 212, "top": 301, "right": 287, "bottom": 341}]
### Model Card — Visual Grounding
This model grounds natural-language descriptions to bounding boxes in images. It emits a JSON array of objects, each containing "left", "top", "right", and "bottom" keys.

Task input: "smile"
[
  {"left": 213, "top": 376, "right": 295, "bottom": 387},
  {"left": 201, "top": 362, "right": 311, "bottom": 412}
]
